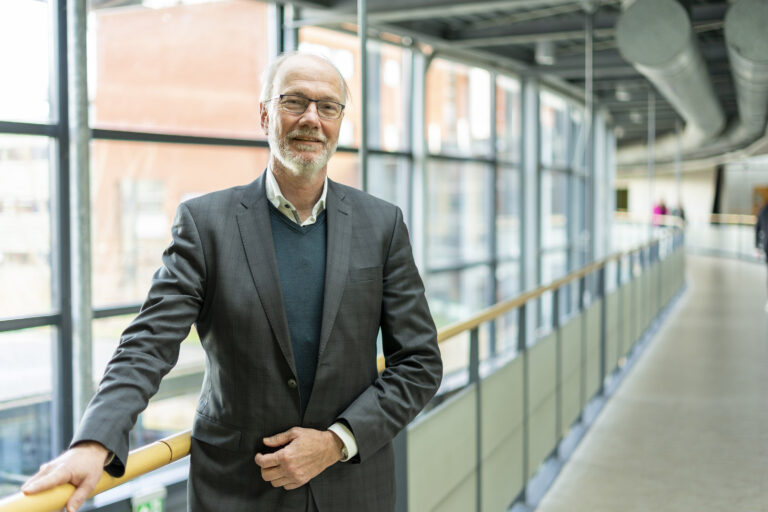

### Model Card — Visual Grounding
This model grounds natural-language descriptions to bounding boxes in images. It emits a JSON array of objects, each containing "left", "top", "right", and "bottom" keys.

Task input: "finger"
[
  {"left": 263, "top": 429, "right": 298, "bottom": 447},
  {"left": 65, "top": 476, "right": 98, "bottom": 512},
  {"left": 284, "top": 482, "right": 304, "bottom": 490},
  {"left": 22, "top": 467, "right": 71, "bottom": 494},
  {"left": 254, "top": 452, "right": 280, "bottom": 468},
  {"left": 268, "top": 476, "right": 292, "bottom": 488},
  {"left": 259, "top": 466, "right": 283, "bottom": 482}
]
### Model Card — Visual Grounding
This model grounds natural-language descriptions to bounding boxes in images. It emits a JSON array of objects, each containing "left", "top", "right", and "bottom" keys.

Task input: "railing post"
[
  {"left": 598, "top": 265, "right": 607, "bottom": 395},
  {"left": 553, "top": 287, "right": 562, "bottom": 453},
  {"left": 469, "top": 327, "right": 482, "bottom": 512},
  {"left": 394, "top": 429, "right": 408, "bottom": 512},
  {"left": 616, "top": 257, "right": 623, "bottom": 358},
  {"left": 517, "top": 304, "right": 528, "bottom": 502}
]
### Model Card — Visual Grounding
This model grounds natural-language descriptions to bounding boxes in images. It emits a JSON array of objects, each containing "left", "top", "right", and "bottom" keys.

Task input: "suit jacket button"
[{"left": 287, "top": 378, "right": 298, "bottom": 389}]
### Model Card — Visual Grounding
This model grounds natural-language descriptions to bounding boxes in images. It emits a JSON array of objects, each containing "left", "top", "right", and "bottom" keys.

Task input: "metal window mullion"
[{"left": 52, "top": 0, "right": 74, "bottom": 454}]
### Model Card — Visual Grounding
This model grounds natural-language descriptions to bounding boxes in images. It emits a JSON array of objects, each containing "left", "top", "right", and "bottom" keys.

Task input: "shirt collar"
[{"left": 265, "top": 166, "right": 328, "bottom": 226}]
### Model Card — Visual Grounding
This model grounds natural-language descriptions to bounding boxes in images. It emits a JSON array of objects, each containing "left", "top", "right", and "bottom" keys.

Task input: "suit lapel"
[
  {"left": 236, "top": 174, "right": 296, "bottom": 377},
  {"left": 318, "top": 180, "right": 351, "bottom": 361}
]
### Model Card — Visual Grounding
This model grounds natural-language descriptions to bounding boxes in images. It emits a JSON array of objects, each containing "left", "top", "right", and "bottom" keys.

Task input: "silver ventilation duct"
[{"left": 615, "top": 0, "right": 726, "bottom": 165}]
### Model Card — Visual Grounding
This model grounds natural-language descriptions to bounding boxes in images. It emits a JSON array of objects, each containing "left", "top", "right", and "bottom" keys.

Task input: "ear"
[{"left": 260, "top": 102, "right": 269, "bottom": 134}]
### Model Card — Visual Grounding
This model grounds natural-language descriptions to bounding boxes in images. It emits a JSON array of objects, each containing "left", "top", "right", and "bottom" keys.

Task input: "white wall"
[{"left": 615, "top": 166, "right": 716, "bottom": 222}]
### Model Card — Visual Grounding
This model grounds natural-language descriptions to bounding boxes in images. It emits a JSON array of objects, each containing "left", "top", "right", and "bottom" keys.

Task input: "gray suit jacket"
[{"left": 73, "top": 173, "right": 442, "bottom": 511}]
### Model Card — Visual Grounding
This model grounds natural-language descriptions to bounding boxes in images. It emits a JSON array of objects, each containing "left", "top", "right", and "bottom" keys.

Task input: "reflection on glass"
[
  {"left": 299, "top": 27, "right": 361, "bottom": 148},
  {"left": 0, "top": 135, "right": 52, "bottom": 318},
  {"left": 368, "top": 155, "right": 410, "bottom": 220},
  {"left": 496, "top": 75, "right": 521, "bottom": 162},
  {"left": 92, "top": 316, "right": 205, "bottom": 450},
  {"left": 0, "top": 326, "right": 54, "bottom": 497},
  {"left": 0, "top": 0, "right": 51, "bottom": 123},
  {"left": 426, "top": 59, "right": 491, "bottom": 157},
  {"left": 90, "top": 140, "right": 269, "bottom": 306},
  {"left": 89, "top": 0, "right": 269, "bottom": 138},
  {"left": 540, "top": 89, "right": 569, "bottom": 168},
  {"left": 541, "top": 170, "right": 569, "bottom": 249},
  {"left": 427, "top": 161, "right": 491, "bottom": 267},
  {"left": 497, "top": 167, "right": 521, "bottom": 258}
]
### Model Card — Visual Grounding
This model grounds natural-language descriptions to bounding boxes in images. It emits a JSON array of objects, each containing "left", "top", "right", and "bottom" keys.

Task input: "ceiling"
[
  {"left": 89, "top": 0, "right": 752, "bottom": 162},
  {"left": 289, "top": 0, "right": 737, "bottom": 153}
]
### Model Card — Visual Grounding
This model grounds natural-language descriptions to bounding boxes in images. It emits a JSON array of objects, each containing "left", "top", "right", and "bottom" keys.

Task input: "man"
[
  {"left": 756, "top": 201, "right": 768, "bottom": 312},
  {"left": 22, "top": 52, "right": 442, "bottom": 512}
]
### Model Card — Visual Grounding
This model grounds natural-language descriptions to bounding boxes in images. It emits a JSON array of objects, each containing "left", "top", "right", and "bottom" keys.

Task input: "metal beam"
[
  {"left": 328, "top": 0, "right": 587, "bottom": 22},
  {"left": 449, "top": 28, "right": 616, "bottom": 48}
]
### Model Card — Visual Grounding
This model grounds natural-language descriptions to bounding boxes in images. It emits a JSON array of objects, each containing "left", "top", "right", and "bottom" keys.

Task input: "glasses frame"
[{"left": 267, "top": 94, "right": 346, "bottom": 120}]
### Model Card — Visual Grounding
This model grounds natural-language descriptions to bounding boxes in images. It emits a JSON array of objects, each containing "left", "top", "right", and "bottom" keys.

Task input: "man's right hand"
[{"left": 21, "top": 441, "right": 109, "bottom": 512}]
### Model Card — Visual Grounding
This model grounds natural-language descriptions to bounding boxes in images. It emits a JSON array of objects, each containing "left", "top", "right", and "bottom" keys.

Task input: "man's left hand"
[{"left": 255, "top": 427, "right": 343, "bottom": 490}]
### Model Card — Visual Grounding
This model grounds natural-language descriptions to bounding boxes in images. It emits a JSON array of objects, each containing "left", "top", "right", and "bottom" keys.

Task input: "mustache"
[{"left": 286, "top": 129, "right": 328, "bottom": 143}]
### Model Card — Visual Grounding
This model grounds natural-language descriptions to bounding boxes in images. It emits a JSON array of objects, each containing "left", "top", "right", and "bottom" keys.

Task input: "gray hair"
[{"left": 259, "top": 51, "right": 349, "bottom": 105}]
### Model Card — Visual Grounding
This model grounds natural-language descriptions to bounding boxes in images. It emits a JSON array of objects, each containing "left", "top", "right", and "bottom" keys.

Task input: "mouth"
[{"left": 292, "top": 137, "right": 323, "bottom": 143}]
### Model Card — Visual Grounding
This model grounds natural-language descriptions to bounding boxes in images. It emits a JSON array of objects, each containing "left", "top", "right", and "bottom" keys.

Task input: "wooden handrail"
[
  {"left": 0, "top": 431, "right": 190, "bottom": 512},
  {"left": 0, "top": 230, "right": 679, "bottom": 512}
]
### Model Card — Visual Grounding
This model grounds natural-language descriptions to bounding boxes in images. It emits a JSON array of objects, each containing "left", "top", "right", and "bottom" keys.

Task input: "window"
[{"left": 89, "top": 0, "right": 270, "bottom": 139}]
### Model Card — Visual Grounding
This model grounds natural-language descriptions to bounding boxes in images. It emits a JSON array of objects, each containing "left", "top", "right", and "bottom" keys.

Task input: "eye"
[
  {"left": 318, "top": 102, "right": 340, "bottom": 116},
  {"left": 282, "top": 96, "right": 305, "bottom": 108}
]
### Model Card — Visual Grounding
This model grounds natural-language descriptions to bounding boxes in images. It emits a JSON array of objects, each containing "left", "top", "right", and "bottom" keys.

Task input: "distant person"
[
  {"left": 652, "top": 199, "right": 668, "bottom": 226},
  {"left": 670, "top": 203, "right": 686, "bottom": 226},
  {"left": 756, "top": 201, "right": 768, "bottom": 312}
]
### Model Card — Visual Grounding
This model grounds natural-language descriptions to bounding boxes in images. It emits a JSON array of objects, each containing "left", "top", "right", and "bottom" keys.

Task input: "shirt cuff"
[
  {"left": 328, "top": 422, "right": 358, "bottom": 462},
  {"left": 104, "top": 451, "right": 116, "bottom": 467}
]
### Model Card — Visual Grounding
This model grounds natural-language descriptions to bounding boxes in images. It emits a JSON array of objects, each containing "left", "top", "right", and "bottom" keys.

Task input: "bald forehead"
[{"left": 273, "top": 55, "right": 346, "bottom": 103}]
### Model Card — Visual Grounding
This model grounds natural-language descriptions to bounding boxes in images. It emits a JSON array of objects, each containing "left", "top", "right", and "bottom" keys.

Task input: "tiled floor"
[{"left": 536, "top": 255, "right": 768, "bottom": 512}]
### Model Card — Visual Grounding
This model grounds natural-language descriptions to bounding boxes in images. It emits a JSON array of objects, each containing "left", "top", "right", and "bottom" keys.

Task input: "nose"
[{"left": 298, "top": 101, "right": 322, "bottom": 128}]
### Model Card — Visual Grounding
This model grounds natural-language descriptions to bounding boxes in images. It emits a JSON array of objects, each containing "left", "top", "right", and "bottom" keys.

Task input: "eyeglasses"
[{"left": 268, "top": 94, "right": 345, "bottom": 120}]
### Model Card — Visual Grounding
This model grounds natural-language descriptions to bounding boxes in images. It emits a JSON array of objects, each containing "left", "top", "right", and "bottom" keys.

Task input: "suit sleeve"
[
  {"left": 337, "top": 207, "right": 442, "bottom": 462},
  {"left": 71, "top": 202, "right": 206, "bottom": 476}
]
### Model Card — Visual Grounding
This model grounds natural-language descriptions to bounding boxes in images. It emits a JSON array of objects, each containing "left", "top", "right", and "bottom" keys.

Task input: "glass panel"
[
  {"left": 496, "top": 75, "right": 521, "bottom": 163},
  {"left": 298, "top": 27, "right": 361, "bottom": 148},
  {"left": 569, "top": 105, "right": 586, "bottom": 171},
  {"left": 92, "top": 316, "right": 204, "bottom": 449},
  {"left": 327, "top": 150, "right": 360, "bottom": 189},
  {"left": 541, "top": 170, "right": 569, "bottom": 249},
  {"left": 90, "top": 140, "right": 269, "bottom": 307},
  {"left": 497, "top": 167, "right": 521, "bottom": 259},
  {"left": 425, "top": 265, "right": 492, "bottom": 376},
  {"left": 89, "top": 0, "right": 269, "bottom": 138},
  {"left": 368, "top": 154, "right": 410, "bottom": 219},
  {"left": 426, "top": 160, "right": 492, "bottom": 267},
  {"left": 495, "top": 261, "right": 520, "bottom": 356},
  {"left": 0, "top": 135, "right": 52, "bottom": 318},
  {"left": 540, "top": 89, "right": 568, "bottom": 168},
  {"left": 539, "top": 250, "right": 567, "bottom": 330},
  {"left": 426, "top": 59, "right": 492, "bottom": 158},
  {"left": 0, "top": 0, "right": 52, "bottom": 123},
  {"left": 0, "top": 326, "right": 54, "bottom": 498},
  {"left": 425, "top": 265, "right": 492, "bottom": 328},
  {"left": 368, "top": 41, "right": 410, "bottom": 152}
]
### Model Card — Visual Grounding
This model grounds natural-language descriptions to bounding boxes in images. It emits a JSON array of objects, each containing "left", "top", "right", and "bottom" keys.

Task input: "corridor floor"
[{"left": 536, "top": 254, "right": 768, "bottom": 511}]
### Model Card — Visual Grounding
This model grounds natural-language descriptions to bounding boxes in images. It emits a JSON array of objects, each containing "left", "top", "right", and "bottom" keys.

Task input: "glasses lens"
[
  {"left": 279, "top": 95, "right": 309, "bottom": 114},
  {"left": 317, "top": 102, "right": 342, "bottom": 119}
]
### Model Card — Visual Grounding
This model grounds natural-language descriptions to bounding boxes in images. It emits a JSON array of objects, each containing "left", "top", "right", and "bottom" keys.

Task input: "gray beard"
[{"left": 269, "top": 127, "right": 337, "bottom": 178}]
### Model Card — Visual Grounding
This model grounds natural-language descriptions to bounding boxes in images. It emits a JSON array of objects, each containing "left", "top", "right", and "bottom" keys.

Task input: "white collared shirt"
[
  {"left": 265, "top": 167, "right": 328, "bottom": 226},
  {"left": 264, "top": 167, "right": 358, "bottom": 462}
]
